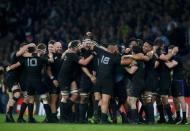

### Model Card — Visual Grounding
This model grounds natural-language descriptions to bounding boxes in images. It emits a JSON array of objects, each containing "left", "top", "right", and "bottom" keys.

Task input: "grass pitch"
[{"left": 0, "top": 114, "right": 189, "bottom": 131}]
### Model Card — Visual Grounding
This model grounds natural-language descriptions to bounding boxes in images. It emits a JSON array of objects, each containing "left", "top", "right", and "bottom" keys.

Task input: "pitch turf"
[{"left": 0, "top": 114, "right": 189, "bottom": 131}]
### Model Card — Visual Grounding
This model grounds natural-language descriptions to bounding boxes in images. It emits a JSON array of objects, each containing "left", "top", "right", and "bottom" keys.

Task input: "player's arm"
[
  {"left": 159, "top": 52, "right": 173, "bottom": 61},
  {"left": 61, "top": 49, "right": 69, "bottom": 59},
  {"left": 48, "top": 53, "right": 54, "bottom": 63},
  {"left": 16, "top": 43, "right": 36, "bottom": 57},
  {"left": 6, "top": 62, "right": 21, "bottom": 72},
  {"left": 47, "top": 65, "right": 59, "bottom": 87},
  {"left": 125, "top": 65, "right": 138, "bottom": 75},
  {"left": 123, "top": 53, "right": 151, "bottom": 62},
  {"left": 81, "top": 67, "right": 96, "bottom": 84},
  {"left": 120, "top": 56, "right": 133, "bottom": 65},
  {"left": 89, "top": 42, "right": 108, "bottom": 53},
  {"left": 78, "top": 54, "right": 95, "bottom": 66},
  {"left": 159, "top": 47, "right": 178, "bottom": 61},
  {"left": 154, "top": 60, "right": 160, "bottom": 68},
  {"left": 47, "top": 66, "right": 54, "bottom": 79},
  {"left": 165, "top": 60, "right": 178, "bottom": 68}
]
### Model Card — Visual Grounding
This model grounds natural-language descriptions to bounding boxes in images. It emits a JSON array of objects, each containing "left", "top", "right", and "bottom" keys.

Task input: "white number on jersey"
[
  {"left": 100, "top": 55, "right": 110, "bottom": 64},
  {"left": 27, "top": 58, "right": 37, "bottom": 67}
]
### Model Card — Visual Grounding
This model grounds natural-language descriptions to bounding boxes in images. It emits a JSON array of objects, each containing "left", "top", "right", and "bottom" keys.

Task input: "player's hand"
[
  {"left": 122, "top": 55, "right": 133, "bottom": 59},
  {"left": 172, "top": 47, "right": 179, "bottom": 55},
  {"left": 91, "top": 51, "right": 97, "bottom": 57},
  {"left": 90, "top": 75, "right": 96, "bottom": 84},
  {"left": 146, "top": 51, "right": 153, "bottom": 58},
  {"left": 125, "top": 48, "right": 131, "bottom": 54},
  {"left": 28, "top": 43, "right": 36, "bottom": 48},
  {"left": 53, "top": 80, "right": 59, "bottom": 87},
  {"left": 6, "top": 66, "right": 11, "bottom": 72}
]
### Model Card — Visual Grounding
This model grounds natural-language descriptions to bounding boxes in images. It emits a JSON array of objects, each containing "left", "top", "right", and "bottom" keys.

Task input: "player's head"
[
  {"left": 54, "top": 41, "right": 62, "bottom": 53},
  {"left": 143, "top": 40, "right": 153, "bottom": 53},
  {"left": 129, "top": 37, "right": 138, "bottom": 49},
  {"left": 132, "top": 45, "right": 142, "bottom": 54},
  {"left": 154, "top": 38, "right": 164, "bottom": 50},
  {"left": 82, "top": 39, "right": 93, "bottom": 50},
  {"left": 136, "top": 39, "right": 144, "bottom": 48},
  {"left": 28, "top": 43, "right": 36, "bottom": 53},
  {"left": 48, "top": 40, "right": 56, "bottom": 53},
  {"left": 85, "top": 31, "right": 93, "bottom": 40},
  {"left": 37, "top": 43, "right": 47, "bottom": 55},
  {"left": 68, "top": 40, "right": 81, "bottom": 52},
  {"left": 168, "top": 45, "right": 179, "bottom": 56},
  {"left": 107, "top": 43, "right": 118, "bottom": 54}
]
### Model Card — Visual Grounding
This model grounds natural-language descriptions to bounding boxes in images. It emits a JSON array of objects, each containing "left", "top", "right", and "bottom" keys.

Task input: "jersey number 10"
[{"left": 27, "top": 58, "right": 37, "bottom": 67}]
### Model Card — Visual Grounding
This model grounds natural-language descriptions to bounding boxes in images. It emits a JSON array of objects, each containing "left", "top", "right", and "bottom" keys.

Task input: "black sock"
[
  {"left": 7, "top": 106, "right": 14, "bottom": 115},
  {"left": 52, "top": 112, "right": 57, "bottom": 119},
  {"left": 130, "top": 109, "right": 138, "bottom": 123},
  {"left": 19, "top": 102, "right": 27, "bottom": 118},
  {"left": 101, "top": 113, "right": 108, "bottom": 123},
  {"left": 157, "top": 104, "right": 165, "bottom": 120},
  {"left": 79, "top": 103, "right": 88, "bottom": 122},
  {"left": 145, "top": 103, "right": 154, "bottom": 123},
  {"left": 120, "top": 112, "right": 128, "bottom": 123},
  {"left": 94, "top": 100, "right": 101, "bottom": 119},
  {"left": 87, "top": 98, "right": 93, "bottom": 118},
  {"left": 139, "top": 105, "right": 144, "bottom": 120},
  {"left": 164, "top": 104, "right": 173, "bottom": 121},
  {"left": 60, "top": 102, "right": 68, "bottom": 121},
  {"left": 67, "top": 100, "right": 74, "bottom": 122},
  {"left": 43, "top": 104, "right": 52, "bottom": 121},
  {"left": 74, "top": 103, "right": 80, "bottom": 122},
  {"left": 28, "top": 103, "right": 34, "bottom": 119},
  {"left": 109, "top": 99, "right": 117, "bottom": 122},
  {"left": 94, "top": 100, "right": 99, "bottom": 112},
  {"left": 176, "top": 111, "right": 181, "bottom": 119},
  {"left": 182, "top": 112, "right": 187, "bottom": 121},
  {"left": 127, "top": 108, "right": 132, "bottom": 120}
]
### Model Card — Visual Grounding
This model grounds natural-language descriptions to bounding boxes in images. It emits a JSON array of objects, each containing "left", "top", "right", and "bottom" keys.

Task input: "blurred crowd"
[{"left": 0, "top": 0, "right": 190, "bottom": 64}]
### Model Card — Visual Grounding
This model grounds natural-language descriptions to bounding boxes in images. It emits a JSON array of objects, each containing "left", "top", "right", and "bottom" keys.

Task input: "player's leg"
[
  {"left": 92, "top": 82, "right": 102, "bottom": 123},
  {"left": 156, "top": 95, "right": 166, "bottom": 123},
  {"left": 17, "top": 91, "right": 28, "bottom": 123},
  {"left": 144, "top": 91, "right": 155, "bottom": 124},
  {"left": 27, "top": 95, "right": 36, "bottom": 123},
  {"left": 127, "top": 96, "right": 138, "bottom": 123},
  {"left": 100, "top": 93, "right": 111, "bottom": 123},
  {"left": 79, "top": 92, "right": 89, "bottom": 123},
  {"left": 177, "top": 96, "right": 187, "bottom": 124},
  {"left": 161, "top": 95, "right": 174, "bottom": 123},
  {"left": 6, "top": 84, "right": 21, "bottom": 122},
  {"left": 173, "top": 97, "right": 181, "bottom": 123},
  {"left": 40, "top": 93, "right": 53, "bottom": 123}
]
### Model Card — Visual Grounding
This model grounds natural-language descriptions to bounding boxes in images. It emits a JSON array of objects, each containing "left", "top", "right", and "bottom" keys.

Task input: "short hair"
[
  {"left": 144, "top": 38, "right": 154, "bottom": 46},
  {"left": 128, "top": 37, "right": 137, "bottom": 43},
  {"left": 168, "top": 45, "right": 175, "bottom": 49},
  {"left": 48, "top": 40, "right": 56, "bottom": 45},
  {"left": 132, "top": 45, "right": 142, "bottom": 54},
  {"left": 20, "top": 42, "right": 27, "bottom": 48},
  {"left": 37, "top": 43, "right": 47, "bottom": 50},
  {"left": 68, "top": 40, "right": 81, "bottom": 49},
  {"left": 154, "top": 38, "right": 164, "bottom": 47},
  {"left": 85, "top": 31, "right": 93, "bottom": 39}
]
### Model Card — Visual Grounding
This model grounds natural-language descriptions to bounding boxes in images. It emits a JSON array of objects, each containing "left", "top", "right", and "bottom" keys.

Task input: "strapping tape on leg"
[
  {"left": 70, "top": 89, "right": 78, "bottom": 94},
  {"left": 80, "top": 92, "right": 88, "bottom": 97},
  {"left": 61, "top": 91, "right": 69, "bottom": 96}
]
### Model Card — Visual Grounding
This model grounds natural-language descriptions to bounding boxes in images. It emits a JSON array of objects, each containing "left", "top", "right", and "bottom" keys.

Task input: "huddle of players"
[{"left": 4, "top": 33, "right": 188, "bottom": 125}]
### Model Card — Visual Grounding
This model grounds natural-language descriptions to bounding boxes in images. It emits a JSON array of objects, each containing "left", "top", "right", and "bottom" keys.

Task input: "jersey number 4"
[
  {"left": 27, "top": 58, "right": 37, "bottom": 67},
  {"left": 101, "top": 55, "right": 110, "bottom": 64}
]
